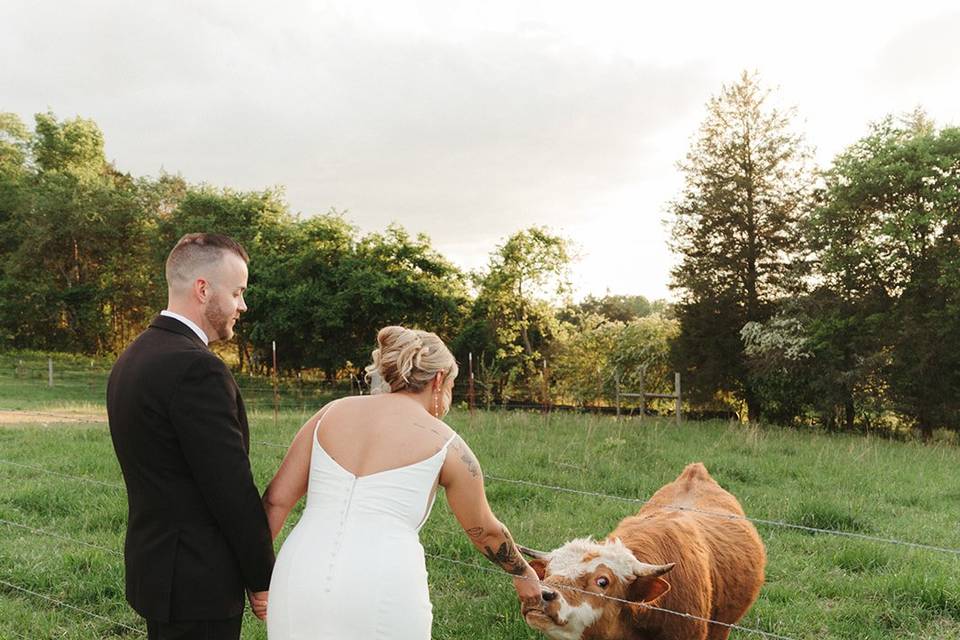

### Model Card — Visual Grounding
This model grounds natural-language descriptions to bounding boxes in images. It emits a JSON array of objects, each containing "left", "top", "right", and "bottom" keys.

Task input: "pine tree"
[{"left": 668, "top": 71, "right": 814, "bottom": 420}]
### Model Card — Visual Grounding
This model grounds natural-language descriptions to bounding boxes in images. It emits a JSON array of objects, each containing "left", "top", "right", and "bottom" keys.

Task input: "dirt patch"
[{"left": 0, "top": 409, "right": 107, "bottom": 425}]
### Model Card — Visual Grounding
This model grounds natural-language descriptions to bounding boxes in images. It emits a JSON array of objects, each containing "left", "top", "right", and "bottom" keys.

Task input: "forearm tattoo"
[
  {"left": 452, "top": 436, "right": 480, "bottom": 478},
  {"left": 482, "top": 526, "right": 527, "bottom": 576}
]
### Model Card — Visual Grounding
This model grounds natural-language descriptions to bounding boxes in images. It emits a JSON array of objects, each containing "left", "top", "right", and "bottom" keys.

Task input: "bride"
[{"left": 262, "top": 325, "right": 542, "bottom": 639}]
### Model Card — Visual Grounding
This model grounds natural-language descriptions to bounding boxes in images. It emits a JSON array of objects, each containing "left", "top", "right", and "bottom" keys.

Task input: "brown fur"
[{"left": 527, "top": 463, "right": 766, "bottom": 640}]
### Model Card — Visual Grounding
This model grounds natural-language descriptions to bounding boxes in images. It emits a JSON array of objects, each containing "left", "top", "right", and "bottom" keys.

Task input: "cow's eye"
[{"left": 596, "top": 576, "right": 609, "bottom": 588}]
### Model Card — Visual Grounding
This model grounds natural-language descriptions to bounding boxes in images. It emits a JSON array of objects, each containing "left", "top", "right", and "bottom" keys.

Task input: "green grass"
[{"left": 2, "top": 384, "right": 960, "bottom": 638}]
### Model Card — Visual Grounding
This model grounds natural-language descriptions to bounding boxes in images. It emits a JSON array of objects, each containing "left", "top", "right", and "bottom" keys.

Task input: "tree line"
[
  {"left": 2, "top": 70, "right": 958, "bottom": 436},
  {"left": 670, "top": 71, "right": 960, "bottom": 438}
]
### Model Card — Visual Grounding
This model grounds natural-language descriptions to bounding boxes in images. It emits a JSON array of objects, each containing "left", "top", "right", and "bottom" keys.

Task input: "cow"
[{"left": 519, "top": 463, "right": 765, "bottom": 640}]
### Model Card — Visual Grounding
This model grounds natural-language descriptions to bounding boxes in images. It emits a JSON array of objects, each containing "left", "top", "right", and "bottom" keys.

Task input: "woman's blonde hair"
[{"left": 365, "top": 326, "right": 458, "bottom": 393}]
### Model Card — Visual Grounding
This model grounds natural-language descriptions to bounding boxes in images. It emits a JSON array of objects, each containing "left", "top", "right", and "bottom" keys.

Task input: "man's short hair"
[{"left": 165, "top": 233, "right": 249, "bottom": 289}]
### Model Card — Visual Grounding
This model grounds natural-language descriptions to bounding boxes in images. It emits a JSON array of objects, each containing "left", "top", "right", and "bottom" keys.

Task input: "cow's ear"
[
  {"left": 528, "top": 558, "right": 548, "bottom": 580},
  {"left": 628, "top": 575, "right": 671, "bottom": 604}
]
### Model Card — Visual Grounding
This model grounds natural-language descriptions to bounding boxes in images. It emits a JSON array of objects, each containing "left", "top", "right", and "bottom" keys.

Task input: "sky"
[{"left": 2, "top": 0, "right": 959, "bottom": 301}]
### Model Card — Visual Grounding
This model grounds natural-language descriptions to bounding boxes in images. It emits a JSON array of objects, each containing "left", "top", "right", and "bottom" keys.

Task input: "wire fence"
[
  {"left": 1, "top": 381, "right": 957, "bottom": 637},
  {"left": 0, "top": 359, "right": 678, "bottom": 417},
  {"left": 2, "top": 443, "right": 959, "bottom": 639},
  {"left": 0, "top": 508, "right": 797, "bottom": 640}
]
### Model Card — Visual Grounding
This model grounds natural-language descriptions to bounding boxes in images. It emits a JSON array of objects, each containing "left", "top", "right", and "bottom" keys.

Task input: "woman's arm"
[
  {"left": 261, "top": 404, "right": 330, "bottom": 540},
  {"left": 440, "top": 435, "right": 541, "bottom": 601}
]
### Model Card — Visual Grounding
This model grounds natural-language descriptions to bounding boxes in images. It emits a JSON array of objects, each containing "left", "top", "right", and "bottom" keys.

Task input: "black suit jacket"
[{"left": 107, "top": 315, "right": 275, "bottom": 622}]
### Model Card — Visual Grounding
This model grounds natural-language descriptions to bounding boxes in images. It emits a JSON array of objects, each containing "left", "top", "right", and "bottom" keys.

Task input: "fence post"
[
  {"left": 638, "top": 365, "right": 646, "bottom": 421},
  {"left": 272, "top": 341, "right": 279, "bottom": 429},
  {"left": 48, "top": 358, "right": 54, "bottom": 388},
  {"left": 675, "top": 372, "right": 682, "bottom": 425},
  {"left": 614, "top": 370, "right": 621, "bottom": 420},
  {"left": 468, "top": 352, "right": 476, "bottom": 417},
  {"left": 541, "top": 359, "right": 550, "bottom": 413}
]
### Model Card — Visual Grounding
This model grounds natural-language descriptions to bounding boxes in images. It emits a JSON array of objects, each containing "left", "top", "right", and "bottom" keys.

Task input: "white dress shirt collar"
[{"left": 160, "top": 310, "right": 209, "bottom": 345}]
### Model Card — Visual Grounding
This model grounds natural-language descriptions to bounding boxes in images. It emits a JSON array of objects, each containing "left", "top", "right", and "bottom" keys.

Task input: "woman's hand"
[
  {"left": 247, "top": 590, "right": 268, "bottom": 620},
  {"left": 512, "top": 569, "right": 543, "bottom": 607}
]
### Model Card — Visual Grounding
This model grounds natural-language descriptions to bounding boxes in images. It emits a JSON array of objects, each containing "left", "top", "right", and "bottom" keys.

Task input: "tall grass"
[{"left": 2, "top": 400, "right": 959, "bottom": 638}]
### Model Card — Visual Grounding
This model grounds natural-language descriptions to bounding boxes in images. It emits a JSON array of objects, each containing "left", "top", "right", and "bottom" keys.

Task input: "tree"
[
  {"left": 465, "top": 227, "right": 571, "bottom": 402},
  {"left": 245, "top": 218, "right": 468, "bottom": 379},
  {"left": 243, "top": 212, "right": 358, "bottom": 376},
  {"left": 668, "top": 71, "right": 814, "bottom": 420},
  {"left": 559, "top": 294, "right": 666, "bottom": 325},
  {"left": 552, "top": 314, "right": 678, "bottom": 408},
  {"left": 809, "top": 112, "right": 960, "bottom": 437},
  {"left": 0, "top": 112, "right": 156, "bottom": 352}
]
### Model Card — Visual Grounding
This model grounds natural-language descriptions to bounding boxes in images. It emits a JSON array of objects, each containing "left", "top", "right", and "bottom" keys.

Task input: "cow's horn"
[
  {"left": 518, "top": 545, "right": 550, "bottom": 559},
  {"left": 636, "top": 562, "right": 675, "bottom": 577}
]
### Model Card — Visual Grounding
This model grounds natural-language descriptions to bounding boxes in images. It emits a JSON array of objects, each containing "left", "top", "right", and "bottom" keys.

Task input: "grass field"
[{"left": 2, "top": 367, "right": 960, "bottom": 639}]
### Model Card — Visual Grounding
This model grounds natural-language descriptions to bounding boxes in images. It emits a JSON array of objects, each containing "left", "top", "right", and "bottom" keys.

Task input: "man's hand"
[{"left": 248, "top": 590, "right": 268, "bottom": 620}]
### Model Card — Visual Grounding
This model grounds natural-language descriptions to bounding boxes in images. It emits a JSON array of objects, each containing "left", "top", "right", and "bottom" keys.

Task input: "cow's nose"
[{"left": 542, "top": 589, "right": 558, "bottom": 602}]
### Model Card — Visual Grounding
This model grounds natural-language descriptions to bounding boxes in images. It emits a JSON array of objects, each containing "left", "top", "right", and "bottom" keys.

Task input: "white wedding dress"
[{"left": 267, "top": 420, "right": 456, "bottom": 639}]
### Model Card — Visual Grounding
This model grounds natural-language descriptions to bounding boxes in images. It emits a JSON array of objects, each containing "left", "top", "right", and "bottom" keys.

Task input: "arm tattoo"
[
  {"left": 452, "top": 436, "right": 480, "bottom": 478},
  {"left": 466, "top": 527, "right": 484, "bottom": 539},
  {"left": 482, "top": 526, "right": 527, "bottom": 576}
]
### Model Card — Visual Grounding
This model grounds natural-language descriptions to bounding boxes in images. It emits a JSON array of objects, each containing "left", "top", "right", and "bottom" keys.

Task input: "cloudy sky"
[{"left": 3, "top": 1, "right": 958, "bottom": 301}]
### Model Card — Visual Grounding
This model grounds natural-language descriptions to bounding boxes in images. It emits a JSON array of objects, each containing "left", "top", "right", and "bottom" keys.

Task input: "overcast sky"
[{"left": 3, "top": 1, "right": 958, "bottom": 301}]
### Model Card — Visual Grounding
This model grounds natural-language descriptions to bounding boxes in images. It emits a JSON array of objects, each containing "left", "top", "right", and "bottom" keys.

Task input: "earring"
[{"left": 434, "top": 389, "right": 441, "bottom": 418}]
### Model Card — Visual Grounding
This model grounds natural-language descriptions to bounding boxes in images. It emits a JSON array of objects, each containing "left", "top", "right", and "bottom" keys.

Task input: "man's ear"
[{"left": 193, "top": 278, "right": 209, "bottom": 303}]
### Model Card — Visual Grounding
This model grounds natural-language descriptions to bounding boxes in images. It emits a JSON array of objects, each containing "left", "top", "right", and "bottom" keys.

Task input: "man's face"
[{"left": 203, "top": 253, "right": 248, "bottom": 342}]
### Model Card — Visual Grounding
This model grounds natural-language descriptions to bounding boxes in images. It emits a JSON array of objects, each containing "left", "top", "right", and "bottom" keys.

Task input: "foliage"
[
  {"left": 807, "top": 111, "right": 960, "bottom": 436},
  {"left": 552, "top": 314, "right": 679, "bottom": 408},
  {"left": 667, "top": 71, "right": 815, "bottom": 420},
  {"left": 558, "top": 294, "right": 667, "bottom": 325},
  {"left": 0, "top": 112, "right": 157, "bottom": 353},
  {"left": 462, "top": 227, "right": 571, "bottom": 402}
]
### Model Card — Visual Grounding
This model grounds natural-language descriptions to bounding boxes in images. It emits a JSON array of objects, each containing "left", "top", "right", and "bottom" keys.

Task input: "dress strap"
[
  {"left": 440, "top": 432, "right": 458, "bottom": 451},
  {"left": 312, "top": 400, "right": 337, "bottom": 442}
]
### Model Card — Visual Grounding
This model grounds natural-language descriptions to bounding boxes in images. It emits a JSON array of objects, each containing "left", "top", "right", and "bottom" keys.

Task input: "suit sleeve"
[{"left": 170, "top": 355, "right": 275, "bottom": 592}]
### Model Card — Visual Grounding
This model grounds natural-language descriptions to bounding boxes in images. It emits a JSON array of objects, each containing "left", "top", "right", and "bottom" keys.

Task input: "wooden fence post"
[
  {"left": 675, "top": 372, "right": 682, "bottom": 425},
  {"left": 272, "top": 341, "right": 279, "bottom": 429},
  {"left": 614, "top": 370, "right": 621, "bottom": 419}
]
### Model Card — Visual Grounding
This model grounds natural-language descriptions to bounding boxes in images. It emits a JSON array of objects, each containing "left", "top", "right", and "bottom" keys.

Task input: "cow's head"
[{"left": 519, "top": 538, "right": 674, "bottom": 640}]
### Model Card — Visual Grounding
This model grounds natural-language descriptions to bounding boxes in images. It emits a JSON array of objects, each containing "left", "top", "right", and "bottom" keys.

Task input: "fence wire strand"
[
  {"left": 0, "top": 512, "right": 792, "bottom": 640},
  {"left": 0, "top": 459, "right": 124, "bottom": 489},
  {"left": 424, "top": 553, "right": 797, "bottom": 640},
  {"left": 253, "top": 440, "right": 960, "bottom": 557},
  {"left": 5, "top": 443, "right": 960, "bottom": 558},
  {"left": 482, "top": 475, "right": 960, "bottom": 556},
  {"left": 0, "top": 578, "right": 146, "bottom": 636}
]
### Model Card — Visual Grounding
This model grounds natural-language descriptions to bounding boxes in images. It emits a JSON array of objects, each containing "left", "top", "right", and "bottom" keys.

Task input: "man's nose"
[
  {"left": 238, "top": 296, "right": 247, "bottom": 312},
  {"left": 542, "top": 589, "right": 558, "bottom": 602}
]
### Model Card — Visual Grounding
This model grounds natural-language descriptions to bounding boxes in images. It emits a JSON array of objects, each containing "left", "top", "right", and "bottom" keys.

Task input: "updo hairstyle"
[{"left": 365, "top": 326, "right": 458, "bottom": 393}]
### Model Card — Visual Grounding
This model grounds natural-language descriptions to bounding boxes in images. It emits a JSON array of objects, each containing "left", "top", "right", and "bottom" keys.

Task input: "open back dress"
[{"left": 267, "top": 418, "right": 455, "bottom": 639}]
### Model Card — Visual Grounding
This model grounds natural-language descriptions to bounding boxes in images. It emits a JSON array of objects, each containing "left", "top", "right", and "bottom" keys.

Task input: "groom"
[{"left": 107, "top": 233, "right": 275, "bottom": 639}]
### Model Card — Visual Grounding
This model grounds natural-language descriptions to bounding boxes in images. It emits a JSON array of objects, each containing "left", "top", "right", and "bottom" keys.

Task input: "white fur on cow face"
[
  {"left": 542, "top": 599, "right": 602, "bottom": 640},
  {"left": 546, "top": 537, "right": 643, "bottom": 581}
]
